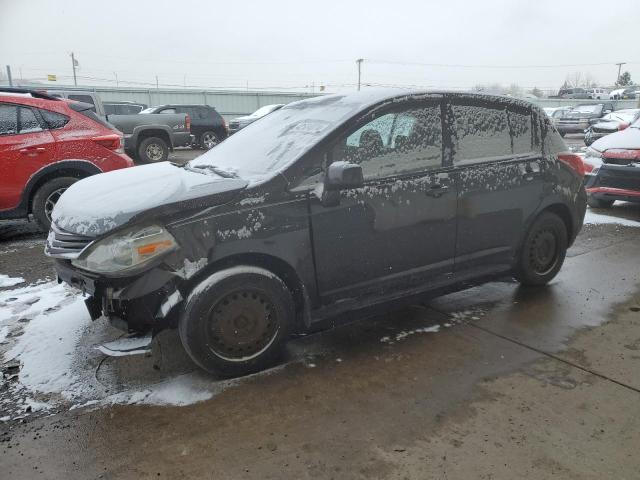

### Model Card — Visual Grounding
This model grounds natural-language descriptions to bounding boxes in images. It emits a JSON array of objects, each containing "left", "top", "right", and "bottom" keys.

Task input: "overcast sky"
[{"left": 0, "top": 0, "right": 637, "bottom": 93}]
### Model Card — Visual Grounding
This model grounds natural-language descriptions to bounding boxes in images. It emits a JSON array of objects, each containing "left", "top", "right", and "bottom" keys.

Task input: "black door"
[
  {"left": 307, "top": 98, "right": 458, "bottom": 305},
  {"left": 446, "top": 96, "right": 546, "bottom": 275}
]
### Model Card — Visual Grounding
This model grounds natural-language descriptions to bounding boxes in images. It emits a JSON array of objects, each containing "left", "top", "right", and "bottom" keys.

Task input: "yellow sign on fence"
[{"left": 47, "top": 74, "right": 57, "bottom": 81}]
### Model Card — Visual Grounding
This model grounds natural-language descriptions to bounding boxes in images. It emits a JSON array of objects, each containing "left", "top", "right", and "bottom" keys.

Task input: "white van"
[{"left": 586, "top": 88, "right": 610, "bottom": 100}]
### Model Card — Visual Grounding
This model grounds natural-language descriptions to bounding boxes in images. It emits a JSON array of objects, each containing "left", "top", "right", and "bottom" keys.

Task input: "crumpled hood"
[
  {"left": 52, "top": 162, "right": 248, "bottom": 236},
  {"left": 592, "top": 127, "right": 640, "bottom": 153}
]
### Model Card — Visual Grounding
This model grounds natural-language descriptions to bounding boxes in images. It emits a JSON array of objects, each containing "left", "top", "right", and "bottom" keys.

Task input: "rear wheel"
[
  {"left": 137, "top": 136, "right": 168, "bottom": 163},
  {"left": 587, "top": 196, "right": 614, "bottom": 209},
  {"left": 32, "top": 177, "right": 78, "bottom": 230},
  {"left": 513, "top": 212, "right": 568, "bottom": 286},
  {"left": 179, "top": 266, "right": 294, "bottom": 377},
  {"left": 199, "top": 131, "right": 219, "bottom": 150}
]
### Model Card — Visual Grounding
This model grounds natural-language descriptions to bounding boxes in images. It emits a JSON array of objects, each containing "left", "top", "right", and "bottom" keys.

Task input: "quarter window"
[
  {"left": 39, "top": 109, "right": 70, "bottom": 129},
  {"left": 332, "top": 104, "right": 443, "bottom": 180},
  {"left": 0, "top": 104, "right": 18, "bottom": 135},
  {"left": 450, "top": 103, "right": 511, "bottom": 164},
  {"left": 18, "top": 107, "right": 42, "bottom": 133}
]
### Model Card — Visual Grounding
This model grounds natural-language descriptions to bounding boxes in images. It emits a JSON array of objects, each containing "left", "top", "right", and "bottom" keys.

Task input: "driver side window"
[{"left": 331, "top": 104, "right": 442, "bottom": 180}]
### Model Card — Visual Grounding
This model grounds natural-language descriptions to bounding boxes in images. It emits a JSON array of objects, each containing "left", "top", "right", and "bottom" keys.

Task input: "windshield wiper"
[{"left": 185, "top": 164, "right": 238, "bottom": 178}]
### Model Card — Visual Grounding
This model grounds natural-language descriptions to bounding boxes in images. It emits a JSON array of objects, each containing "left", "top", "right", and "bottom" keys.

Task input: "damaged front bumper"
[{"left": 54, "top": 259, "right": 186, "bottom": 333}]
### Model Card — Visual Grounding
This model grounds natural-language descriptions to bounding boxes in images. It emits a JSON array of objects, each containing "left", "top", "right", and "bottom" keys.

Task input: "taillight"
[
  {"left": 93, "top": 134, "right": 124, "bottom": 154},
  {"left": 185, "top": 114, "right": 191, "bottom": 132},
  {"left": 557, "top": 152, "right": 586, "bottom": 177},
  {"left": 618, "top": 122, "right": 629, "bottom": 131}
]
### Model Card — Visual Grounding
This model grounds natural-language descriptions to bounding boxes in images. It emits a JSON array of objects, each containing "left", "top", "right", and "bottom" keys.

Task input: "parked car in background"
[
  {"left": 0, "top": 88, "right": 133, "bottom": 229},
  {"left": 557, "top": 87, "right": 590, "bottom": 99},
  {"left": 103, "top": 101, "right": 147, "bottom": 115},
  {"left": 621, "top": 86, "right": 640, "bottom": 99},
  {"left": 141, "top": 104, "right": 228, "bottom": 149},
  {"left": 543, "top": 106, "right": 573, "bottom": 127},
  {"left": 228, "top": 104, "right": 285, "bottom": 134},
  {"left": 583, "top": 117, "right": 640, "bottom": 208},
  {"left": 609, "top": 88, "right": 626, "bottom": 100},
  {"left": 586, "top": 88, "right": 609, "bottom": 100},
  {"left": 556, "top": 102, "right": 615, "bottom": 137},
  {"left": 584, "top": 109, "right": 640, "bottom": 146},
  {"left": 47, "top": 90, "right": 193, "bottom": 162},
  {"left": 47, "top": 90, "right": 586, "bottom": 377}
]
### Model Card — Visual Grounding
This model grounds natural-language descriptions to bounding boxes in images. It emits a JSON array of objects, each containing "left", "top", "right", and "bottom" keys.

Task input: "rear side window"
[
  {"left": 18, "top": 107, "right": 42, "bottom": 133},
  {"left": 0, "top": 104, "right": 18, "bottom": 135},
  {"left": 450, "top": 103, "right": 511, "bottom": 164},
  {"left": 40, "top": 109, "right": 70, "bottom": 129},
  {"left": 160, "top": 108, "right": 177, "bottom": 114}
]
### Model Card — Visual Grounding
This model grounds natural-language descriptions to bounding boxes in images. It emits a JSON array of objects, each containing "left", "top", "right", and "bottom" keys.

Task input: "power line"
[{"left": 368, "top": 59, "right": 640, "bottom": 69}]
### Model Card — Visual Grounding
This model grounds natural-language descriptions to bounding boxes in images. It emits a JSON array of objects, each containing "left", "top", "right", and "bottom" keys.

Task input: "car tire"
[
  {"left": 179, "top": 266, "right": 295, "bottom": 377},
  {"left": 199, "top": 131, "right": 219, "bottom": 150},
  {"left": 137, "top": 136, "right": 168, "bottom": 163},
  {"left": 513, "top": 212, "right": 568, "bottom": 287},
  {"left": 587, "top": 196, "right": 614, "bottom": 209},
  {"left": 32, "top": 177, "right": 78, "bottom": 231}
]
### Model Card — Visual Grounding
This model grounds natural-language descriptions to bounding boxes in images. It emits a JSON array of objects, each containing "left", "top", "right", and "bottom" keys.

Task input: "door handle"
[{"left": 19, "top": 147, "right": 46, "bottom": 155}]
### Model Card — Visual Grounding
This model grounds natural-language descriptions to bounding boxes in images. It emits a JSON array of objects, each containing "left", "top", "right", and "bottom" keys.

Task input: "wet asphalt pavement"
[{"left": 2, "top": 138, "right": 640, "bottom": 479}]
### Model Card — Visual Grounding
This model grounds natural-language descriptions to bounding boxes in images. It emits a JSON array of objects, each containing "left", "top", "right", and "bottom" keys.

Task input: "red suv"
[{"left": 0, "top": 88, "right": 134, "bottom": 229}]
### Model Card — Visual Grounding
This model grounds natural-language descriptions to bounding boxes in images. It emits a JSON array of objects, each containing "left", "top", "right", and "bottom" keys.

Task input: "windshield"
[
  {"left": 250, "top": 104, "right": 281, "bottom": 117},
  {"left": 188, "top": 93, "right": 384, "bottom": 180}
]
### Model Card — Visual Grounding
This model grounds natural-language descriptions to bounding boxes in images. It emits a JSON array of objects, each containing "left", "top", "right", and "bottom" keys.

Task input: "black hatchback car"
[
  {"left": 46, "top": 91, "right": 586, "bottom": 377},
  {"left": 141, "top": 104, "right": 228, "bottom": 149}
]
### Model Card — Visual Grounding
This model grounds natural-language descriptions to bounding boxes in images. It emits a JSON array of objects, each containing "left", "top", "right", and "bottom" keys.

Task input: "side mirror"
[{"left": 325, "top": 161, "right": 364, "bottom": 191}]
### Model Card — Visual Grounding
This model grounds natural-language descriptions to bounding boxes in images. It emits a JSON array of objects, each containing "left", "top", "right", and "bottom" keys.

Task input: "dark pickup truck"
[
  {"left": 48, "top": 90, "right": 193, "bottom": 163},
  {"left": 556, "top": 102, "right": 615, "bottom": 137}
]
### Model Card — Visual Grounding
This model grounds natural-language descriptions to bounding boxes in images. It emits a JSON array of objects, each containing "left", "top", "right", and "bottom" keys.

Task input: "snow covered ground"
[{"left": 0, "top": 281, "right": 288, "bottom": 421}]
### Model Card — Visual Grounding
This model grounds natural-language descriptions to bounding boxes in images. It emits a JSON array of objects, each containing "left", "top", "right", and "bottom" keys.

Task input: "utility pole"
[
  {"left": 356, "top": 58, "right": 364, "bottom": 91},
  {"left": 114, "top": 72, "right": 119, "bottom": 87},
  {"left": 615, "top": 62, "right": 626, "bottom": 85},
  {"left": 155, "top": 75, "right": 159, "bottom": 89},
  {"left": 6, "top": 65, "right": 13, "bottom": 86},
  {"left": 70, "top": 52, "right": 78, "bottom": 86}
]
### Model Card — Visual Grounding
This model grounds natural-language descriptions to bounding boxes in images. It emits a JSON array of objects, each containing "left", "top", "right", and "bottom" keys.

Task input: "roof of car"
[{"left": 284, "top": 89, "right": 539, "bottom": 113}]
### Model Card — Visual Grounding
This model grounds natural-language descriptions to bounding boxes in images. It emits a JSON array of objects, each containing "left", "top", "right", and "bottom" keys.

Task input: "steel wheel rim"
[
  {"left": 44, "top": 187, "right": 67, "bottom": 222},
  {"left": 145, "top": 143, "right": 164, "bottom": 161},
  {"left": 205, "top": 289, "right": 279, "bottom": 362},
  {"left": 202, "top": 133, "right": 218, "bottom": 149},
  {"left": 529, "top": 228, "right": 559, "bottom": 275}
]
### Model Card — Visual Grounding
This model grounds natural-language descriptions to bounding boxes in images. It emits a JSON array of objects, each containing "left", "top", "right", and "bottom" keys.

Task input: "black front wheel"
[
  {"left": 513, "top": 212, "right": 568, "bottom": 286},
  {"left": 179, "top": 266, "right": 294, "bottom": 377}
]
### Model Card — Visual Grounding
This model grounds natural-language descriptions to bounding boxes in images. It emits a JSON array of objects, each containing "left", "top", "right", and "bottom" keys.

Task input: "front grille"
[
  {"left": 593, "top": 127, "right": 615, "bottom": 134},
  {"left": 45, "top": 223, "right": 93, "bottom": 259}
]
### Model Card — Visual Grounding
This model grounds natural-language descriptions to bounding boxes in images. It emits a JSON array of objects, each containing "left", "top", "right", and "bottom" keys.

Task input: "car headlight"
[{"left": 72, "top": 225, "right": 177, "bottom": 274}]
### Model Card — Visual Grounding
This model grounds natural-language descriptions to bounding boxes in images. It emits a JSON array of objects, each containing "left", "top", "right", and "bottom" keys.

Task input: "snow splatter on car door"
[
  {"left": 308, "top": 99, "right": 457, "bottom": 305},
  {"left": 446, "top": 96, "right": 545, "bottom": 272}
]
